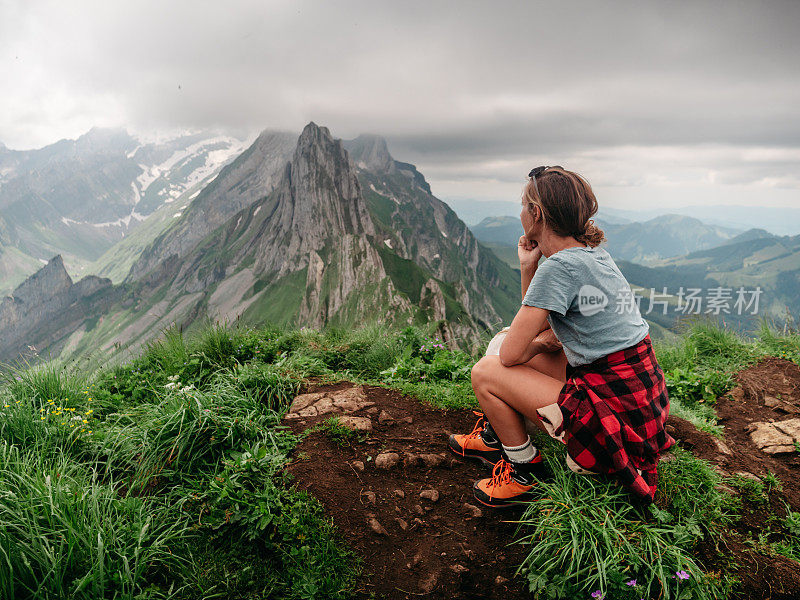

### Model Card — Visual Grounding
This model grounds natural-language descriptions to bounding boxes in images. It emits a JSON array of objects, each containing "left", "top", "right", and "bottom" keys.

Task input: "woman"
[{"left": 448, "top": 166, "right": 674, "bottom": 508}]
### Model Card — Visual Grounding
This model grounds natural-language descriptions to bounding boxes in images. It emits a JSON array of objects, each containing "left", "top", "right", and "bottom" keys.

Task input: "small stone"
[
  {"left": 420, "top": 489, "right": 440, "bottom": 502},
  {"left": 735, "top": 471, "right": 762, "bottom": 483},
  {"left": 450, "top": 564, "right": 469, "bottom": 575},
  {"left": 338, "top": 416, "right": 373, "bottom": 432},
  {"left": 463, "top": 503, "right": 483, "bottom": 518},
  {"left": 378, "top": 410, "right": 394, "bottom": 425},
  {"left": 495, "top": 576, "right": 509, "bottom": 585},
  {"left": 393, "top": 489, "right": 405, "bottom": 498},
  {"left": 419, "top": 572, "right": 438, "bottom": 593},
  {"left": 420, "top": 453, "right": 446, "bottom": 468},
  {"left": 713, "top": 438, "right": 733, "bottom": 456},
  {"left": 352, "top": 460, "right": 365, "bottom": 472},
  {"left": 715, "top": 483, "right": 739, "bottom": 495},
  {"left": 412, "top": 504, "right": 425, "bottom": 516},
  {"left": 366, "top": 406, "right": 380, "bottom": 414},
  {"left": 362, "top": 491, "right": 377, "bottom": 505},
  {"left": 396, "top": 518, "right": 409, "bottom": 530},
  {"left": 729, "top": 387, "right": 745, "bottom": 402},
  {"left": 400, "top": 416, "right": 414, "bottom": 424},
  {"left": 765, "top": 395, "right": 781, "bottom": 407},
  {"left": 375, "top": 452, "right": 401, "bottom": 469},
  {"left": 367, "top": 516, "right": 388, "bottom": 536},
  {"left": 403, "top": 453, "right": 423, "bottom": 467}
]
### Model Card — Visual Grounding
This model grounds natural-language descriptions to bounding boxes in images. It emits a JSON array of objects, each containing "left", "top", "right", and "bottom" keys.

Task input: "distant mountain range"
[
  {"left": 470, "top": 214, "right": 742, "bottom": 265},
  {"left": 0, "top": 128, "right": 253, "bottom": 294},
  {"left": 0, "top": 123, "right": 518, "bottom": 364}
]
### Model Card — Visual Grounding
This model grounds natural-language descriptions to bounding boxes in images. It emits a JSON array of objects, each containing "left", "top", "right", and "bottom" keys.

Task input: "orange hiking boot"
[
  {"left": 472, "top": 457, "right": 544, "bottom": 508},
  {"left": 448, "top": 412, "right": 503, "bottom": 467}
]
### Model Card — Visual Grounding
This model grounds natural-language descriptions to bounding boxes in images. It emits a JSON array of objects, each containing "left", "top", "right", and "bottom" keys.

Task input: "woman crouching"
[{"left": 448, "top": 166, "right": 674, "bottom": 508}]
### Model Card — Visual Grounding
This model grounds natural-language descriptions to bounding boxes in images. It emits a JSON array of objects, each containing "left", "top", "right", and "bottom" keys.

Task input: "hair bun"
[{"left": 577, "top": 219, "right": 605, "bottom": 247}]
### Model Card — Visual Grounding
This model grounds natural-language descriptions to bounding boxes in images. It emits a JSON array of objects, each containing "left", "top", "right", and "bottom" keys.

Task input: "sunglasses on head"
[
  {"left": 528, "top": 165, "right": 563, "bottom": 178},
  {"left": 527, "top": 165, "right": 562, "bottom": 197}
]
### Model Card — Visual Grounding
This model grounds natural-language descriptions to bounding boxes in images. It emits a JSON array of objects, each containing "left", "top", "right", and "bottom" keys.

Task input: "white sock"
[{"left": 502, "top": 437, "right": 538, "bottom": 463}]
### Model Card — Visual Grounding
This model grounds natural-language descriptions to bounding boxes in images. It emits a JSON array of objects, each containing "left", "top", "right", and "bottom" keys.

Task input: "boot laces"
[
  {"left": 459, "top": 411, "right": 486, "bottom": 455},
  {"left": 486, "top": 458, "right": 514, "bottom": 499}
]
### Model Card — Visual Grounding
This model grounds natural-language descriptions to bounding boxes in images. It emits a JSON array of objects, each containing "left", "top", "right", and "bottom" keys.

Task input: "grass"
[{"left": 2, "top": 319, "right": 799, "bottom": 598}]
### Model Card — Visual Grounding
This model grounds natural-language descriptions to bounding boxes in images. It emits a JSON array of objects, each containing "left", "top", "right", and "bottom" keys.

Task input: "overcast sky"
[{"left": 2, "top": 0, "right": 799, "bottom": 210}]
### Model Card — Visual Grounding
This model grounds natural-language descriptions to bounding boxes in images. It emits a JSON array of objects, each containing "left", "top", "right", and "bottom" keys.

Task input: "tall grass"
[{"left": 0, "top": 443, "right": 188, "bottom": 600}]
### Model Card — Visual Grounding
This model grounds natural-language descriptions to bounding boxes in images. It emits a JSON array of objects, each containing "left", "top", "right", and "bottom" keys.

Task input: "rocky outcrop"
[
  {"left": 0, "top": 256, "right": 120, "bottom": 362},
  {"left": 127, "top": 130, "right": 296, "bottom": 282}
]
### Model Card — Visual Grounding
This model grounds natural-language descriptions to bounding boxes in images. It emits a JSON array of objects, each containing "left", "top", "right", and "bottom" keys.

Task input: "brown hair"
[{"left": 522, "top": 167, "right": 605, "bottom": 247}]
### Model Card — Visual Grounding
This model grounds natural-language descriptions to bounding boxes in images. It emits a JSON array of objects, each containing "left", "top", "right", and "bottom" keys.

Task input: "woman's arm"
[
  {"left": 499, "top": 305, "right": 551, "bottom": 367},
  {"left": 518, "top": 235, "right": 541, "bottom": 300}
]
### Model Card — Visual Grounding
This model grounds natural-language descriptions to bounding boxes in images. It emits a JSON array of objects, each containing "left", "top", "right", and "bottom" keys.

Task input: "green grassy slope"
[{"left": 3, "top": 321, "right": 799, "bottom": 598}]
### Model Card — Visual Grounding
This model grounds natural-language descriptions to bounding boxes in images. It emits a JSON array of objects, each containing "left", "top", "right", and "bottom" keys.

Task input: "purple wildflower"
[
  {"left": 676, "top": 570, "right": 690, "bottom": 580},
  {"left": 591, "top": 592, "right": 603, "bottom": 600},
  {"left": 626, "top": 579, "right": 637, "bottom": 586}
]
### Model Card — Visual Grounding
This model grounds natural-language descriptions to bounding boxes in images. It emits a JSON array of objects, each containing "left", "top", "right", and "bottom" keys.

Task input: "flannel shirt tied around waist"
[{"left": 554, "top": 335, "right": 675, "bottom": 502}]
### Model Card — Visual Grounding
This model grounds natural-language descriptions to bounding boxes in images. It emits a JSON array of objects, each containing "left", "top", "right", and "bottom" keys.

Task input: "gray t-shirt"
[{"left": 522, "top": 246, "right": 649, "bottom": 366}]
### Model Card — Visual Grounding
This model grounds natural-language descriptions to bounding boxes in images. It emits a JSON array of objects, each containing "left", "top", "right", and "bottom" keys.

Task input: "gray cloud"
[{"left": 2, "top": 0, "right": 799, "bottom": 207}]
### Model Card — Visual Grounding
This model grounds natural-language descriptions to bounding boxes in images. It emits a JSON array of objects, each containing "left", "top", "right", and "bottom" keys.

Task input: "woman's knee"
[{"left": 471, "top": 355, "right": 501, "bottom": 389}]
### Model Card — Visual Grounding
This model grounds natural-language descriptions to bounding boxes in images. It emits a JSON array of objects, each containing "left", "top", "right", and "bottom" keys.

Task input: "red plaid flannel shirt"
[{"left": 554, "top": 335, "right": 674, "bottom": 502}]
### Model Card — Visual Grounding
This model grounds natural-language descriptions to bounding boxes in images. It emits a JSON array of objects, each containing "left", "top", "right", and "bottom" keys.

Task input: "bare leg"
[{"left": 471, "top": 354, "right": 566, "bottom": 447}]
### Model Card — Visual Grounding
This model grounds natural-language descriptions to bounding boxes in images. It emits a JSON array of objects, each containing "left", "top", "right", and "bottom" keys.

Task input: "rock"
[
  {"left": 764, "top": 395, "right": 781, "bottom": 408},
  {"left": 404, "top": 453, "right": 423, "bottom": 467},
  {"left": 712, "top": 465, "right": 731, "bottom": 478},
  {"left": 366, "top": 406, "right": 380, "bottom": 414},
  {"left": 420, "top": 489, "right": 440, "bottom": 502},
  {"left": 659, "top": 452, "right": 677, "bottom": 464},
  {"left": 352, "top": 460, "right": 365, "bottom": 472},
  {"left": 729, "top": 387, "right": 745, "bottom": 402},
  {"left": 420, "top": 453, "right": 446, "bottom": 468},
  {"left": 378, "top": 410, "right": 394, "bottom": 425},
  {"left": 495, "top": 576, "right": 509, "bottom": 585},
  {"left": 338, "top": 416, "right": 373, "bottom": 432},
  {"left": 715, "top": 483, "right": 739, "bottom": 495},
  {"left": 288, "top": 392, "right": 324, "bottom": 413},
  {"left": 393, "top": 489, "right": 405, "bottom": 498},
  {"left": 419, "top": 572, "right": 438, "bottom": 593},
  {"left": 400, "top": 416, "right": 414, "bottom": 424},
  {"left": 463, "top": 503, "right": 483, "bottom": 518},
  {"left": 366, "top": 515, "right": 388, "bottom": 536},
  {"left": 362, "top": 491, "right": 377, "bottom": 505},
  {"left": 395, "top": 518, "right": 409, "bottom": 531},
  {"left": 450, "top": 564, "right": 469, "bottom": 575},
  {"left": 748, "top": 418, "right": 800, "bottom": 454},
  {"left": 412, "top": 504, "right": 425, "bottom": 516},
  {"left": 713, "top": 438, "right": 733, "bottom": 456},
  {"left": 375, "top": 452, "right": 401, "bottom": 469},
  {"left": 735, "top": 471, "right": 762, "bottom": 483}
]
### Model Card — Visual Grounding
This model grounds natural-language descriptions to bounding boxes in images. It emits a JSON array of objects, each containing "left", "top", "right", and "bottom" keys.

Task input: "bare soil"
[
  {"left": 285, "top": 382, "right": 531, "bottom": 600},
  {"left": 284, "top": 358, "right": 800, "bottom": 599}
]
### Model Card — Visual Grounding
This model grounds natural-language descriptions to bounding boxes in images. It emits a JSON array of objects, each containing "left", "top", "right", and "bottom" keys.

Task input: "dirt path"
[{"left": 284, "top": 383, "right": 531, "bottom": 600}]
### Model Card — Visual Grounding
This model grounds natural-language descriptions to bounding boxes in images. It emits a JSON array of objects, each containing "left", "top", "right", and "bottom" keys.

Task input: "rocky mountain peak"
[
  {"left": 11, "top": 255, "right": 73, "bottom": 303},
  {"left": 75, "top": 127, "right": 135, "bottom": 154},
  {"left": 343, "top": 134, "right": 395, "bottom": 173}
]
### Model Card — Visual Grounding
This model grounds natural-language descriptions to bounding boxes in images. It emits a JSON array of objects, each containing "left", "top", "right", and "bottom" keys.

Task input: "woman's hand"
[
  {"left": 533, "top": 327, "right": 562, "bottom": 353},
  {"left": 518, "top": 235, "right": 543, "bottom": 270}
]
